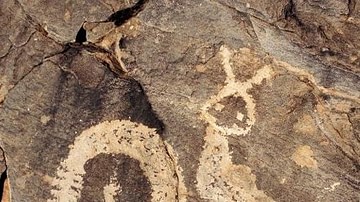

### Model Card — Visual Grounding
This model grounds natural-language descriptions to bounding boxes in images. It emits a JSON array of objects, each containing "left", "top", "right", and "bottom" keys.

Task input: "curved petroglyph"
[
  {"left": 197, "top": 45, "right": 274, "bottom": 201},
  {"left": 197, "top": 127, "right": 274, "bottom": 202},
  {"left": 48, "top": 120, "right": 186, "bottom": 202},
  {"left": 200, "top": 46, "right": 274, "bottom": 136}
]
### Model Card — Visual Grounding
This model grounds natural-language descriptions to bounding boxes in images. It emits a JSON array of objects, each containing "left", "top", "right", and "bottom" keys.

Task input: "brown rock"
[{"left": 0, "top": 0, "right": 359, "bottom": 201}]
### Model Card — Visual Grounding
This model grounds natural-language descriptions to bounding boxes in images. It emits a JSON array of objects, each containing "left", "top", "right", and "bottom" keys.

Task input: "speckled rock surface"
[{"left": 0, "top": 0, "right": 359, "bottom": 201}]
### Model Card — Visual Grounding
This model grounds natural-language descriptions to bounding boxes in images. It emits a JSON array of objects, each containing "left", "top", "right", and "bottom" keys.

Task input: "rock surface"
[{"left": 0, "top": 0, "right": 359, "bottom": 201}]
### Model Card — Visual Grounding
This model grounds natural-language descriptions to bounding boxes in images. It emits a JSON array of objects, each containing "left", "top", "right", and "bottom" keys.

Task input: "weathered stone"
[{"left": 0, "top": 0, "right": 359, "bottom": 201}]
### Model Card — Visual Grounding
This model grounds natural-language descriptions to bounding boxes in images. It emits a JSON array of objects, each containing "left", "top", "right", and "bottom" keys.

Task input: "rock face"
[{"left": 0, "top": 0, "right": 359, "bottom": 201}]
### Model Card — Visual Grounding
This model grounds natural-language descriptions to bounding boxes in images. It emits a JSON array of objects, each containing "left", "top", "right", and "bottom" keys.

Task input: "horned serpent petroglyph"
[{"left": 48, "top": 44, "right": 356, "bottom": 201}]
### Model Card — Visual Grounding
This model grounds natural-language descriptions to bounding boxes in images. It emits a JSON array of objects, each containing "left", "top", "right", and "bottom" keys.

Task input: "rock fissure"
[
  {"left": 8, "top": 31, "right": 36, "bottom": 48},
  {"left": 1, "top": 0, "right": 360, "bottom": 201},
  {"left": 14, "top": 1, "right": 63, "bottom": 46},
  {"left": 0, "top": 148, "right": 9, "bottom": 202},
  {"left": 107, "top": 0, "right": 149, "bottom": 26}
]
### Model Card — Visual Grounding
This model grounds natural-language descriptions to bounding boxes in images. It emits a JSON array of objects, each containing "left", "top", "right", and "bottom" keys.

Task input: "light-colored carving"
[
  {"left": 48, "top": 120, "right": 187, "bottom": 202},
  {"left": 291, "top": 145, "right": 318, "bottom": 169},
  {"left": 40, "top": 115, "right": 51, "bottom": 125},
  {"left": 197, "top": 45, "right": 274, "bottom": 201},
  {"left": 324, "top": 182, "right": 341, "bottom": 192},
  {"left": 197, "top": 127, "right": 273, "bottom": 202},
  {"left": 200, "top": 46, "right": 274, "bottom": 136}
]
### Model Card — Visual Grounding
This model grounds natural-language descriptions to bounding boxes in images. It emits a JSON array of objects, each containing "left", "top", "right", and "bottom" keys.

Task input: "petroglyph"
[
  {"left": 324, "top": 182, "right": 341, "bottom": 192},
  {"left": 201, "top": 46, "right": 274, "bottom": 136},
  {"left": 197, "top": 45, "right": 359, "bottom": 200},
  {"left": 197, "top": 127, "right": 274, "bottom": 202},
  {"left": 197, "top": 46, "right": 274, "bottom": 201},
  {"left": 48, "top": 120, "right": 187, "bottom": 202},
  {"left": 291, "top": 145, "right": 318, "bottom": 169}
]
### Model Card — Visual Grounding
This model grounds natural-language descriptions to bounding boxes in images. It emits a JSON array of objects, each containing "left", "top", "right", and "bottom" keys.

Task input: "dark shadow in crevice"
[
  {"left": 125, "top": 78, "right": 165, "bottom": 134},
  {"left": 348, "top": 0, "right": 356, "bottom": 17},
  {"left": 65, "top": 0, "right": 164, "bottom": 135},
  {"left": 75, "top": 24, "right": 87, "bottom": 44},
  {"left": 73, "top": 0, "right": 148, "bottom": 43},
  {"left": 107, "top": 0, "right": 149, "bottom": 26},
  {"left": 0, "top": 170, "right": 7, "bottom": 200},
  {"left": 0, "top": 147, "right": 8, "bottom": 201},
  {"left": 283, "top": 0, "right": 303, "bottom": 26}
]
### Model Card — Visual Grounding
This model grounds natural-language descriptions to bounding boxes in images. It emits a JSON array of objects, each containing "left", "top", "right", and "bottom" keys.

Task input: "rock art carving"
[
  {"left": 291, "top": 145, "right": 318, "bottom": 169},
  {"left": 48, "top": 120, "right": 186, "bottom": 202},
  {"left": 197, "top": 127, "right": 274, "bottom": 202},
  {"left": 201, "top": 46, "right": 274, "bottom": 136},
  {"left": 197, "top": 46, "right": 274, "bottom": 201}
]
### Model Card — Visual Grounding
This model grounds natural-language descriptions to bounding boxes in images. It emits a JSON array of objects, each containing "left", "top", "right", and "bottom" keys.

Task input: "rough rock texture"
[{"left": 0, "top": 0, "right": 360, "bottom": 201}]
